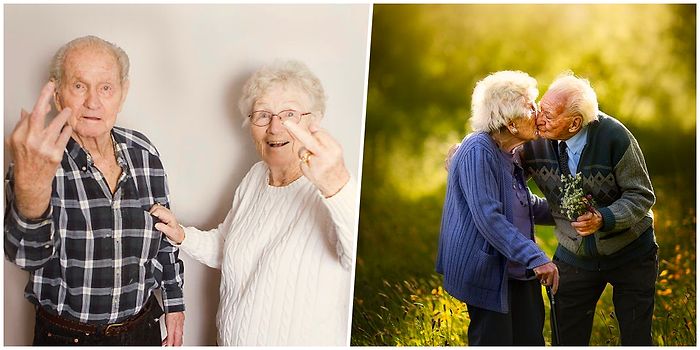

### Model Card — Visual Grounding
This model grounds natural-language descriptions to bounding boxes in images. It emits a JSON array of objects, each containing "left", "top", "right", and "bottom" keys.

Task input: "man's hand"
[
  {"left": 8, "top": 81, "right": 72, "bottom": 219},
  {"left": 533, "top": 261, "right": 559, "bottom": 294},
  {"left": 162, "top": 311, "right": 185, "bottom": 346},
  {"left": 571, "top": 209, "right": 603, "bottom": 236}
]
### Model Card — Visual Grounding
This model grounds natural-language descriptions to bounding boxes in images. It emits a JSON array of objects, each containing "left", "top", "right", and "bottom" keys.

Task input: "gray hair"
[
  {"left": 238, "top": 60, "right": 326, "bottom": 124},
  {"left": 470, "top": 70, "right": 538, "bottom": 133},
  {"left": 50, "top": 35, "right": 130, "bottom": 87},
  {"left": 546, "top": 72, "right": 599, "bottom": 126}
]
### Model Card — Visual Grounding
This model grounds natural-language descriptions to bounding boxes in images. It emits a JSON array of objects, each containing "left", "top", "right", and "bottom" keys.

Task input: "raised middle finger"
[
  {"left": 30, "top": 81, "right": 56, "bottom": 128},
  {"left": 282, "top": 120, "right": 322, "bottom": 154}
]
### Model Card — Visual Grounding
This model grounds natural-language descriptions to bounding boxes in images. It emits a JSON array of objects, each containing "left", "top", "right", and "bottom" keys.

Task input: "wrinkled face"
[
  {"left": 509, "top": 100, "right": 539, "bottom": 141},
  {"left": 55, "top": 46, "right": 128, "bottom": 139},
  {"left": 536, "top": 90, "right": 579, "bottom": 140},
  {"left": 249, "top": 83, "right": 313, "bottom": 169}
]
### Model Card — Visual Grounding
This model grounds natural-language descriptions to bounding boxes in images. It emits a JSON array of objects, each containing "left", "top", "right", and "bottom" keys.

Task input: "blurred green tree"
[{"left": 364, "top": 4, "right": 695, "bottom": 201}]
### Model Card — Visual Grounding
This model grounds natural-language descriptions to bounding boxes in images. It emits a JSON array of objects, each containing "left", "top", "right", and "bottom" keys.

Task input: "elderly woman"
[
  {"left": 150, "top": 60, "right": 356, "bottom": 346},
  {"left": 436, "top": 71, "right": 558, "bottom": 345}
]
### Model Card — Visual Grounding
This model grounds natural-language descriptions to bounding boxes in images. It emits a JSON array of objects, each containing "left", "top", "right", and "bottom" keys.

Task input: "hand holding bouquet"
[{"left": 560, "top": 173, "right": 596, "bottom": 221}]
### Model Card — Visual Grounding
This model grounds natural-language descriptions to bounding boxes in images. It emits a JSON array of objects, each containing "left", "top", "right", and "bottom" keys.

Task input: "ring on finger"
[{"left": 299, "top": 150, "right": 312, "bottom": 164}]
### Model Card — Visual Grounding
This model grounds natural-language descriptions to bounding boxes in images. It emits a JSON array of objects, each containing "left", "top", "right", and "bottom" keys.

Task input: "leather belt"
[{"left": 36, "top": 296, "right": 159, "bottom": 337}]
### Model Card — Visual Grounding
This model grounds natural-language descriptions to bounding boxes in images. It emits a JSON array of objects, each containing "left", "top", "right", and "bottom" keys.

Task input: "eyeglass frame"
[{"left": 247, "top": 109, "right": 312, "bottom": 127}]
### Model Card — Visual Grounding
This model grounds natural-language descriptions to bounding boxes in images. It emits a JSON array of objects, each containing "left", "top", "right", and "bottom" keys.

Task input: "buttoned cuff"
[{"left": 8, "top": 202, "right": 54, "bottom": 242}]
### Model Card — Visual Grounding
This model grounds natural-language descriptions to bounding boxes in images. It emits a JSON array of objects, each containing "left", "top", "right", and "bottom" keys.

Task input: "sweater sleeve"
[
  {"left": 460, "top": 147, "right": 550, "bottom": 269},
  {"left": 530, "top": 192, "right": 554, "bottom": 226},
  {"left": 178, "top": 167, "right": 251, "bottom": 269},
  {"left": 598, "top": 133, "right": 656, "bottom": 232},
  {"left": 321, "top": 177, "right": 358, "bottom": 270},
  {"left": 179, "top": 220, "right": 228, "bottom": 269}
]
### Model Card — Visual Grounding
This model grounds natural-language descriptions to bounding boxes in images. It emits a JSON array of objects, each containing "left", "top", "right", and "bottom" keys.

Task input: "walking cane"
[
  {"left": 546, "top": 286, "right": 560, "bottom": 346},
  {"left": 527, "top": 269, "right": 560, "bottom": 346}
]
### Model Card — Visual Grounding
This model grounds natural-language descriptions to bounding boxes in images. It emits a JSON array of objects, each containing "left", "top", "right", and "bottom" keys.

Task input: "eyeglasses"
[
  {"left": 527, "top": 102, "right": 539, "bottom": 117},
  {"left": 248, "top": 109, "right": 311, "bottom": 127}
]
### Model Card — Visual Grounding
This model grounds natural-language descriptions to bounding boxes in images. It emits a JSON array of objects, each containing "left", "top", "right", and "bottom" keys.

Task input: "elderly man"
[
  {"left": 521, "top": 73, "right": 657, "bottom": 345},
  {"left": 5, "top": 36, "right": 185, "bottom": 346}
]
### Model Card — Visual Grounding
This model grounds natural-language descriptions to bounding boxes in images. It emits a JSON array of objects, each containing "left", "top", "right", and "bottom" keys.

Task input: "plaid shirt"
[{"left": 4, "top": 127, "right": 184, "bottom": 324}]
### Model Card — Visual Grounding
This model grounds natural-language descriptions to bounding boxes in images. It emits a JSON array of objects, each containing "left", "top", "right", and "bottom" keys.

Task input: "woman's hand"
[
  {"left": 533, "top": 261, "right": 559, "bottom": 294},
  {"left": 149, "top": 204, "right": 185, "bottom": 244},
  {"left": 283, "top": 120, "right": 350, "bottom": 197}
]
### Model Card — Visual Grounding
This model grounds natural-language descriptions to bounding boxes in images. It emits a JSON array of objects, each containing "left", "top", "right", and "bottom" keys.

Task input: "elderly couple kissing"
[
  {"left": 5, "top": 35, "right": 356, "bottom": 346},
  {"left": 437, "top": 71, "right": 657, "bottom": 345}
]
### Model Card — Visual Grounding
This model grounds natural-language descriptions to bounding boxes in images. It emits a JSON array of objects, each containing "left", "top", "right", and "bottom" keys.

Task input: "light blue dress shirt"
[{"left": 561, "top": 126, "right": 588, "bottom": 174}]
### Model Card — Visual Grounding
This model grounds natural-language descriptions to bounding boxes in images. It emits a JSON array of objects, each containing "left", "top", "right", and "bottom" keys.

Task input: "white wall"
[{"left": 3, "top": 4, "right": 369, "bottom": 345}]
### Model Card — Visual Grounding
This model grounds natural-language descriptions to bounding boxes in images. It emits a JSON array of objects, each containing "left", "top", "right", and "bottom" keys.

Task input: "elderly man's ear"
[
  {"left": 53, "top": 90, "right": 63, "bottom": 111},
  {"left": 568, "top": 115, "right": 583, "bottom": 133}
]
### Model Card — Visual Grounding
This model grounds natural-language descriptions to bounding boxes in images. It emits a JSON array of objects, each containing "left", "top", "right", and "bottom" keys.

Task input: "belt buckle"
[{"left": 104, "top": 322, "right": 125, "bottom": 336}]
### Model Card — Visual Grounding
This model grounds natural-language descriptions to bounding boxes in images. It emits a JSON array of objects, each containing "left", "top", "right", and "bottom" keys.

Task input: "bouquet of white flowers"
[{"left": 560, "top": 173, "right": 596, "bottom": 220}]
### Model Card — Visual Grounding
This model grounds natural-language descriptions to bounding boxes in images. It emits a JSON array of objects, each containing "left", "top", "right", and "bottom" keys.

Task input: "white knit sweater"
[{"left": 179, "top": 161, "right": 357, "bottom": 346}]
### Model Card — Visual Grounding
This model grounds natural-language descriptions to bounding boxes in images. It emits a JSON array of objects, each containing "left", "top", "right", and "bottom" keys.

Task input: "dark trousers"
[
  {"left": 466, "top": 279, "right": 545, "bottom": 345},
  {"left": 553, "top": 248, "right": 658, "bottom": 345},
  {"left": 33, "top": 297, "right": 163, "bottom": 346}
]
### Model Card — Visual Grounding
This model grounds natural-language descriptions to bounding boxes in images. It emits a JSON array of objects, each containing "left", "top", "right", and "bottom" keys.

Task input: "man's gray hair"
[
  {"left": 470, "top": 70, "right": 538, "bottom": 133},
  {"left": 546, "top": 72, "right": 599, "bottom": 126},
  {"left": 50, "top": 35, "right": 130, "bottom": 87},
  {"left": 238, "top": 60, "right": 326, "bottom": 124}
]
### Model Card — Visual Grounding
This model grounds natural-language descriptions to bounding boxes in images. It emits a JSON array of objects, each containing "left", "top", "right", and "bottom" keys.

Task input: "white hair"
[
  {"left": 546, "top": 72, "right": 599, "bottom": 126},
  {"left": 238, "top": 60, "right": 326, "bottom": 124},
  {"left": 50, "top": 35, "right": 130, "bottom": 87},
  {"left": 470, "top": 70, "right": 538, "bottom": 133}
]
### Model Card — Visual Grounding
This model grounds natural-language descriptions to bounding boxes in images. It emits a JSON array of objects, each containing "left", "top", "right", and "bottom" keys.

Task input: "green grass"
[{"left": 351, "top": 175, "right": 696, "bottom": 346}]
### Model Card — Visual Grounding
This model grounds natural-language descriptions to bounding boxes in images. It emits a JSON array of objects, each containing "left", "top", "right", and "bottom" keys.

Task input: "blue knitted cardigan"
[{"left": 436, "top": 132, "right": 552, "bottom": 313}]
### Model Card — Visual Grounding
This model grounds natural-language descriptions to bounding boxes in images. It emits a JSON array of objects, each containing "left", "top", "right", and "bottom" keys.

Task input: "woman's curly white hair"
[
  {"left": 469, "top": 70, "right": 538, "bottom": 133},
  {"left": 239, "top": 60, "right": 326, "bottom": 125}
]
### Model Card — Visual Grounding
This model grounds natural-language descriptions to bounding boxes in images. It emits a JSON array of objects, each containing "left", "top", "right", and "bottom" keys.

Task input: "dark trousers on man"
[
  {"left": 552, "top": 248, "right": 658, "bottom": 345},
  {"left": 32, "top": 296, "right": 163, "bottom": 346},
  {"left": 466, "top": 279, "right": 545, "bottom": 345}
]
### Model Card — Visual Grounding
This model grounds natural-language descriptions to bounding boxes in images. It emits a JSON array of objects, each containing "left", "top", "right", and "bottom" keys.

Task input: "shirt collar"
[
  {"left": 66, "top": 130, "right": 127, "bottom": 171},
  {"left": 562, "top": 126, "right": 588, "bottom": 156}
]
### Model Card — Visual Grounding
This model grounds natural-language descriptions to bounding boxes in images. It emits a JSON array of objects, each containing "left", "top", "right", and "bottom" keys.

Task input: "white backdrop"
[{"left": 3, "top": 4, "right": 369, "bottom": 345}]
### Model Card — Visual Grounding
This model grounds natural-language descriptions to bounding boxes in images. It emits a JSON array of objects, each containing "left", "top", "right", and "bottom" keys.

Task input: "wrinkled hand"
[
  {"left": 283, "top": 120, "right": 350, "bottom": 197},
  {"left": 444, "top": 142, "right": 461, "bottom": 171},
  {"left": 8, "top": 81, "right": 72, "bottom": 219},
  {"left": 162, "top": 311, "right": 184, "bottom": 346},
  {"left": 149, "top": 204, "right": 185, "bottom": 244},
  {"left": 533, "top": 261, "right": 559, "bottom": 294},
  {"left": 571, "top": 209, "right": 603, "bottom": 236}
]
